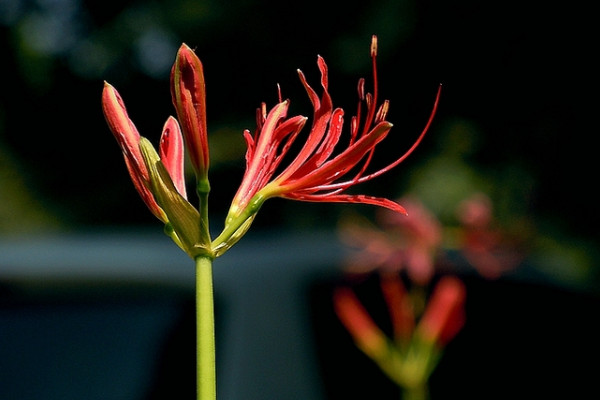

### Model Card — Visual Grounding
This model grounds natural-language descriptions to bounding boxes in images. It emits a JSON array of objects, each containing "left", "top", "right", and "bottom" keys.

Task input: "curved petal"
[
  {"left": 102, "top": 82, "right": 141, "bottom": 154},
  {"left": 102, "top": 82, "right": 167, "bottom": 221},
  {"left": 274, "top": 59, "right": 334, "bottom": 183},
  {"left": 159, "top": 116, "right": 187, "bottom": 199},
  {"left": 285, "top": 192, "right": 407, "bottom": 215},
  {"left": 121, "top": 142, "right": 167, "bottom": 222},
  {"left": 230, "top": 102, "right": 307, "bottom": 215},
  {"left": 279, "top": 121, "right": 393, "bottom": 193}
]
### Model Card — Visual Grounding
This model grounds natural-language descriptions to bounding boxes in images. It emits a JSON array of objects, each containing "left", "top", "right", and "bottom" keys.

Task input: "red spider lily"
[
  {"left": 227, "top": 35, "right": 441, "bottom": 220},
  {"left": 102, "top": 82, "right": 187, "bottom": 222}
]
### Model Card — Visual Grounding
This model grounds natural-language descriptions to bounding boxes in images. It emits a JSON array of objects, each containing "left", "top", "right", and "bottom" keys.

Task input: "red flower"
[
  {"left": 102, "top": 82, "right": 187, "bottom": 222},
  {"left": 227, "top": 35, "right": 441, "bottom": 220}
]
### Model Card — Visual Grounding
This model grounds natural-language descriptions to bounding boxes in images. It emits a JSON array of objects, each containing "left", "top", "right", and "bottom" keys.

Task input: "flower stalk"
[{"left": 196, "top": 255, "right": 216, "bottom": 400}]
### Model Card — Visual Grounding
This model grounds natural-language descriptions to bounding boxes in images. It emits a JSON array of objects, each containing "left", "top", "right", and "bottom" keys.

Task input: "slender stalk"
[
  {"left": 195, "top": 254, "right": 216, "bottom": 400},
  {"left": 197, "top": 178, "right": 211, "bottom": 247}
]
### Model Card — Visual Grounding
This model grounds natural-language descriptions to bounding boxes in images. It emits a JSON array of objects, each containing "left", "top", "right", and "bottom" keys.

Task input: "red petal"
[
  {"left": 285, "top": 192, "right": 407, "bottom": 215},
  {"left": 159, "top": 116, "right": 187, "bottom": 199}
]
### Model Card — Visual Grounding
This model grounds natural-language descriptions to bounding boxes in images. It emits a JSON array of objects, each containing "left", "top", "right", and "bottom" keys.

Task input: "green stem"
[
  {"left": 195, "top": 254, "right": 216, "bottom": 400},
  {"left": 197, "top": 178, "right": 211, "bottom": 246}
]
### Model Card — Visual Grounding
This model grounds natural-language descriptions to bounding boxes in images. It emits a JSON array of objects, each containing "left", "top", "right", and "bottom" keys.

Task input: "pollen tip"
[{"left": 370, "top": 35, "right": 378, "bottom": 57}]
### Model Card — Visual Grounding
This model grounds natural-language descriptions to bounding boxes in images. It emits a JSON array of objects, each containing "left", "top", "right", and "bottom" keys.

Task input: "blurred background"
[{"left": 0, "top": 0, "right": 598, "bottom": 399}]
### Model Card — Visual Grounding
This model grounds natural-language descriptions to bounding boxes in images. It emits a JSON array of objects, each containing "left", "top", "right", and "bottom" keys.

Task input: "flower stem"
[
  {"left": 195, "top": 254, "right": 216, "bottom": 400},
  {"left": 197, "top": 178, "right": 212, "bottom": 247}
]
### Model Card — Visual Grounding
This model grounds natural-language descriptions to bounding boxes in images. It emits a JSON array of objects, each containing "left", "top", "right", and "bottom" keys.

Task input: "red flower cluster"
[{"left": 102, "top": 36, "right": 440, "bottom": 258}]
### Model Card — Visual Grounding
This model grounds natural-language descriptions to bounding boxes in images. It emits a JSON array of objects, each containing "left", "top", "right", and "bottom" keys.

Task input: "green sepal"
[{"left": 139, "top": 137, "right": 212, "bottom": 259}]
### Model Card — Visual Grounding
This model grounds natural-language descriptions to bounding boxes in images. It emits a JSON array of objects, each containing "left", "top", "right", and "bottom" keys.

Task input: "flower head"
[
  {"left": 102, "top": 44, "right": 211, "bottom": 258},
  {"left": 218, "top": 36, "right": 440, "bottom": 250}
]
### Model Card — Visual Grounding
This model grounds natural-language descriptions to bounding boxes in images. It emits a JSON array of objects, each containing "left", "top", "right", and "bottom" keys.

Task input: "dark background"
[
  {"left": 1, "top": 0, "right": 598, "bottom": 399},
  {"left": 1, "top": 0, "right": 597, "bottom": 244}
]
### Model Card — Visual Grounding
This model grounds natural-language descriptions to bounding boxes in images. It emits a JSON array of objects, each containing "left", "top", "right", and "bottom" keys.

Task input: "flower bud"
[{"left": 171, "top": 43, "right": 210, "bottom": 182}]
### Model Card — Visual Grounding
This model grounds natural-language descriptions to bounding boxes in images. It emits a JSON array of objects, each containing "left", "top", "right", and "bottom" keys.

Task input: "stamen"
[
  {"left": 365, "top": 93, "right": 373, "bottom": 120},
  {"left": 370, "top": 35, "right": 378, "bottom": 58},
  {"left": 357, "top": 78, "right": 365, "bottom": 100},
  {"left": 375, "top": 100, "right": 389, "bottom": 124},
  {"left": 256, "top": 103, "right": 267, "bottom": 131},
  {"left": 350, "top": 116, "right": 358, "bottom": 143},
  {"left": 362, "top": 36, "right": 379, "bottom": 136}
]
